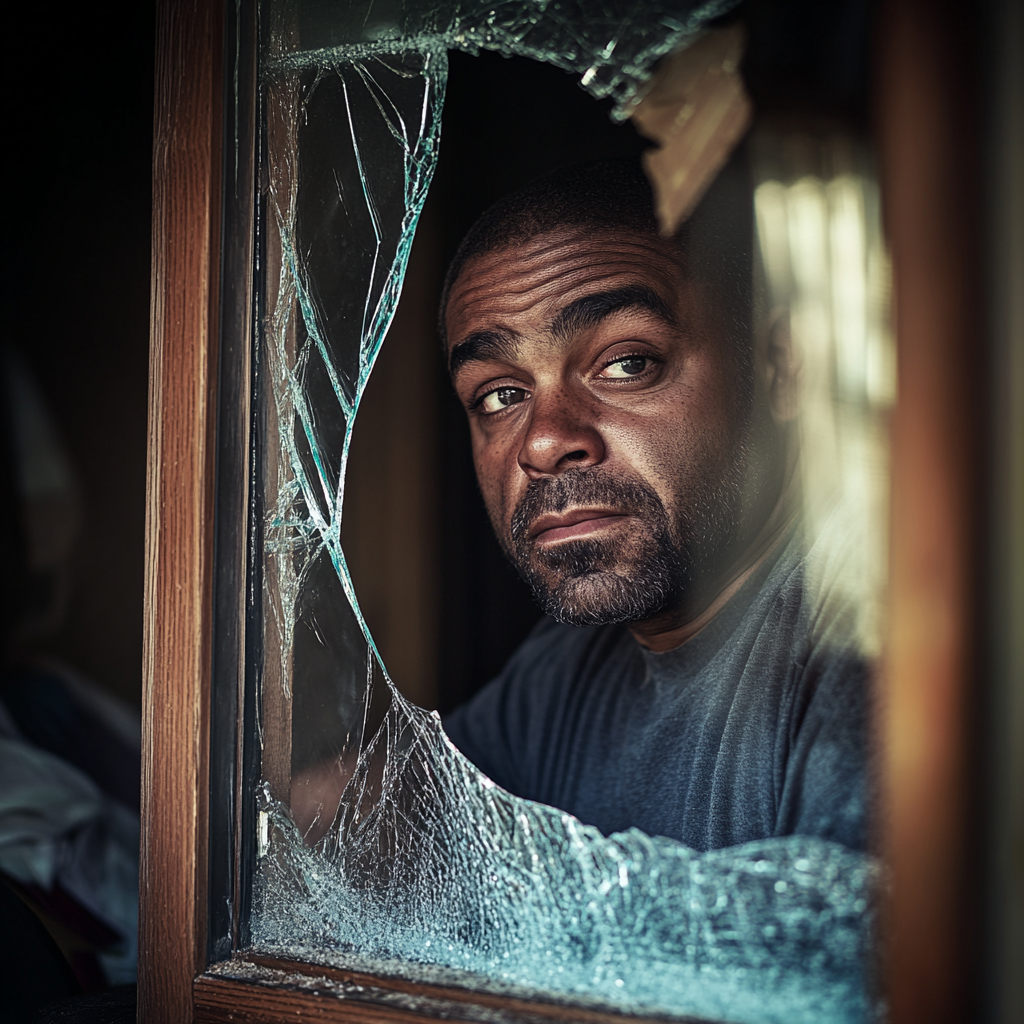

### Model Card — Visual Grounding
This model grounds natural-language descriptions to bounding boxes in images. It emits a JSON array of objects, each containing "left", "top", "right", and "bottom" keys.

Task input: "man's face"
[{"left": 445, "top": 226, "right": 765, "bottom": 628}]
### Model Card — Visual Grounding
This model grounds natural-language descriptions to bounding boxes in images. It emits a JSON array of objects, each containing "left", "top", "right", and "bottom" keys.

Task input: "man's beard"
[{"left": 503, "top": 454, "right": 746, "bottom": 628}]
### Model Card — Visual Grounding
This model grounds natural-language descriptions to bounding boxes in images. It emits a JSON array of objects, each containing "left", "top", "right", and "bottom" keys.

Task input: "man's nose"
[{"left": 517, "top": 387, "right": 606, "bottom": 479}]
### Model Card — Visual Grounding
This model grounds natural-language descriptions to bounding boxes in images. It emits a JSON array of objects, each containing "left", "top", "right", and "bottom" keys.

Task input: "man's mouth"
[{"left": 529, "top": 509, "right": 629, "bottom": 546}]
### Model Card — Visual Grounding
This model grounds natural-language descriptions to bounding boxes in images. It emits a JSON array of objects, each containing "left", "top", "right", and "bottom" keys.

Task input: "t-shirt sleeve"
[
  {"left": 775, "top": 650, "right": 871, "bottom": 851},
  {"left": 441, "top": 617, "right": 565, "bottom": 799}
]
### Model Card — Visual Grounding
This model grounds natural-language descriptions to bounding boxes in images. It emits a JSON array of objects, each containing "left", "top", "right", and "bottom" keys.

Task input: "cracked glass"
[{"left": 227, "top": 3, "right": 890, "bottom": 1021}]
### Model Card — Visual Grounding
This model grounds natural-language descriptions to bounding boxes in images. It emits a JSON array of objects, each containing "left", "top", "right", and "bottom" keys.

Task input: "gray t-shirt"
[{"left": 443, "top": 533, "right": 869, "bottom": 852}]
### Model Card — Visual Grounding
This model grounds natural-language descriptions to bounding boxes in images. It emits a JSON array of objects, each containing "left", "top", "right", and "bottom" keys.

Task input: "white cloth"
[{"left": 0, "top": 736, "right": 138, "bottom": 984}]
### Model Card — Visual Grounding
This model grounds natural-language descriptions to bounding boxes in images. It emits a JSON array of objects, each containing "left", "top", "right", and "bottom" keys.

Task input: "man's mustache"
[{"left": 509, "top": 469, "right": 667, "bottom": 553}]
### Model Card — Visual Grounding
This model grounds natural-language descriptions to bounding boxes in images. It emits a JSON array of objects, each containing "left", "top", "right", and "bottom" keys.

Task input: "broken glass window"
[{"left": 234, "top": 2, "right": 888, "bottom": 1021}]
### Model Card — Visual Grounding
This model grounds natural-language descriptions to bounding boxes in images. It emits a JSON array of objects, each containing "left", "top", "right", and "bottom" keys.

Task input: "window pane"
[{"left": 226, "top": 4, "right": 887, "bottom": 1021}]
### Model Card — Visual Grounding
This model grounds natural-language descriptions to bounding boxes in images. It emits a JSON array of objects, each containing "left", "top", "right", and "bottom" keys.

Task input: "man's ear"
[{"left": 764, "top": 308, "right": 800, "bottom": 423}]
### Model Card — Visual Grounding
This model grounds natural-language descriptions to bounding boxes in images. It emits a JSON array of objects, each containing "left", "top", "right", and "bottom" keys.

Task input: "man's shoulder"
[
  {"left": 442, "top": 618, "right": 637, "bottom": 797},
  {"left": 744, "top": 522, "right": 869, "bottom": 658},
  {"left": 498, "top": 616, "right": 635, "bottom": 688},
  {"left": 444, "top": 616, "right": 634, "bottom": 736}
]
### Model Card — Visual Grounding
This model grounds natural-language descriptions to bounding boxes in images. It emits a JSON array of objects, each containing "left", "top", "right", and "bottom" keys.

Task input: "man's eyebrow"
[
  {"left": 448, "top": 329, "right": 521, "bottom": 376},
  {"left": 549, "top": 285, "right": 678, "bottom": 341}
]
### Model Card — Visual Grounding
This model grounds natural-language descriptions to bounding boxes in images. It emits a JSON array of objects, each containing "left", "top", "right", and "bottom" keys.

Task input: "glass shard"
[
  {"left": 280, "top": 0, "right": 740, "bottom": 114},
  {"left": 255, "top": 753, "right": 876, "bottom": 1022}
]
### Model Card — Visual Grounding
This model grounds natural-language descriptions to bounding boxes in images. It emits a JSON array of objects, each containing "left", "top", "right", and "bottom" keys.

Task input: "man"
[{"left": 441, "top": 159, "right": 868, "bottom": 854}]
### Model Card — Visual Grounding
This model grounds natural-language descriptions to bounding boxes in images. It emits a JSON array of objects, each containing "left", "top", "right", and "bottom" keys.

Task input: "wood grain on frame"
[
  {"left": 258, "top": 62, "right": 300, "bottom": 804},
  {"left": 876, "top": 0, "right": 983, "bottom": 1021},
  {"left": 140, "top": 0, "right": 223, "bottom": 1019},
  {"left": 195, "top": 977, "right": 447, "bottom": 1024},
  {"left": 193, "top": 959, "right": 706, "bottom": 1024}
]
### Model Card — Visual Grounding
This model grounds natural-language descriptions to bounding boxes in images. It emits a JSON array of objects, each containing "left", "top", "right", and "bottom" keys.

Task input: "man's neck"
[{"left": 627, "top": 481, "right": 799, "bottom": 654}]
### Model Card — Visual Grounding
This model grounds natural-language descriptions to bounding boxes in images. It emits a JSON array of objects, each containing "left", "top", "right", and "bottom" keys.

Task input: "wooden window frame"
[{"left": 139, "top": 0, "right": 989, "bottom": 1021}]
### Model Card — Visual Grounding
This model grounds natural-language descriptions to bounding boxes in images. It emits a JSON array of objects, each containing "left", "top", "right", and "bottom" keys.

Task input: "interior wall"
[
  {"left": 6, "top": 3, "right": 155, "bottom": 709},
  {"left": 342, "top": 211, "right": 444, "bottom": 711}
]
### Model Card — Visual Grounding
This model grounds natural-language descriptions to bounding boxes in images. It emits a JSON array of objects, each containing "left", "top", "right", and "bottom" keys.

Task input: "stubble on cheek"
[
  {"left": 501, "top": 467, "right": 686, "bottom": 627},
  {"left": 486, "top": 418, "right": 751, "bottom": 627}
]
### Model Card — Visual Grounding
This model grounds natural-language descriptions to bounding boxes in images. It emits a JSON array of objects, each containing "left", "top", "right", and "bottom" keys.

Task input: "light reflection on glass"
[{"left": 755, "top": 134, "right": 894, "bottom": 657}]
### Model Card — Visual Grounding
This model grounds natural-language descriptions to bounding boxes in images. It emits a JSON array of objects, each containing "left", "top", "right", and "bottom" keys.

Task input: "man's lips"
[{"left": 529, "top": 509, "right": 629, "bottom": 545}]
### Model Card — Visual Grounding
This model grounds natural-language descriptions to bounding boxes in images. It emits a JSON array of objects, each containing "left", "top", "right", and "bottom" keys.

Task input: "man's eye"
[
  {"left": 602, "top": 355, "right": 651, "bottom": 379},
  {"left": 479, "top": 386, "right": 528, "bottom": 414}
]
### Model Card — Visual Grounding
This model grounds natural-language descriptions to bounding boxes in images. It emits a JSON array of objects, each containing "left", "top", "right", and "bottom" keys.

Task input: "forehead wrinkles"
[{"left": 448, "top": 233, "right": 682, "bottom": 327}]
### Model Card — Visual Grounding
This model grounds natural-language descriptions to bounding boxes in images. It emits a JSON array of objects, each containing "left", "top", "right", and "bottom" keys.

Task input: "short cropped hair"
[{"left": 438, "top": 156, "right": 754, "bottom": 365}]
